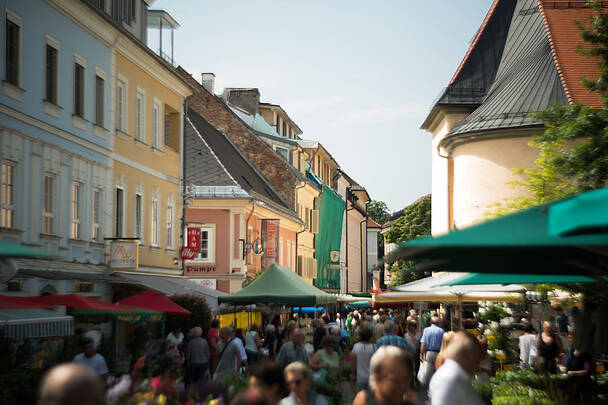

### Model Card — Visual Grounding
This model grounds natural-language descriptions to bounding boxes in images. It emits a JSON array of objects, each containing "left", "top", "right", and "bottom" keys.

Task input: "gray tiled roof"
[{"left": 448, "top": 0, "right": 568, "bottom": 137}]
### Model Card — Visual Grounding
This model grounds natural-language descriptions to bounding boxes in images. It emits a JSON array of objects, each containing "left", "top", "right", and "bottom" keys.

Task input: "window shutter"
[
  {"left": 312, "top": 210, "right": 320, "bottom": 234},
  {"left": 297, "top": 255, "right": 303, "bottom": 276}
]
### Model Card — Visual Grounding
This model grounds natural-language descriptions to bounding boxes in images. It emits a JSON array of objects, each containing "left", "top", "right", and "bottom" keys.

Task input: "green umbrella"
[
  {"left": 345, "top": 300, "right": 371, "bottom": 310},
  {"left": 443, "top": 273, "right": 608, "bottom": 286},
  {"left": 218, "top": 264, "right": 337, "bottom": 306},
  {"left": 386, "top": 202, "right": 608, "bottom": 276},
  {"left": 0, "top": 241, "right": 56, "bottom": 259},
  {"left": 548, "top": 188, "right": 608, "bottom": 236}
]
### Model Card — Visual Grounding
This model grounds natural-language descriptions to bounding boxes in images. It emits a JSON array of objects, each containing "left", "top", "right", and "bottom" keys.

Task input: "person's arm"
[
  {"left": 352, "top": 390, "right": 367, "bottom": 405},
  {"left": 254, "top": 333, "right": 262, "bottom": 349},
  {"left": 235, "top": 347, "right": 242, "bottom": 371},
  {"left": 420, "top": 343, "right": 427, "bottom": 362},
  {"left": 310, "top": 351, "right": 326, "bottom": 371}
]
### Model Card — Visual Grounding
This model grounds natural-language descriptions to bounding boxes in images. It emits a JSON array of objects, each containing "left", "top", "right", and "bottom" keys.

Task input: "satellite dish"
[{"left": 0, "top": 258, "right": 18, "bottom": 282}]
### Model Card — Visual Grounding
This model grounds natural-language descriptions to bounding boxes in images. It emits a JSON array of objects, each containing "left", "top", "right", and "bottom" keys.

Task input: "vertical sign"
[
  {"left": 261, "top": 219, "right": 280, "bottom": 269},
  {"left": 187, "top": 227, "right": 201, "bottom": 251}
]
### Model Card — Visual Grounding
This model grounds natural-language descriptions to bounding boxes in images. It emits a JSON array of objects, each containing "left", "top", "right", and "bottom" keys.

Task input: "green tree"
[
  {"left": 167, "top": 294, "right": 212, "bottom": 335},
  {"left": 366, "top": 200, "right": 390, "bottom": 259},
  {"left": 384, "top": 195, "right": 431, "bottom": 286}
]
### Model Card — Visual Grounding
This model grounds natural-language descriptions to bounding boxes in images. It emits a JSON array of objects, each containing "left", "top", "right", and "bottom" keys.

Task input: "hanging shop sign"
[
  {"left": 180, "top": 246, "right": 196, "bottom": 260},
  {"left": 187, "top": 227, "right": 201, "bottom": 251},
  {"left": 261, "top": 219, "right": 280, "bottom": 269},
  {"left": 110, "top": 241, "right": 139, "bottom": 269}
]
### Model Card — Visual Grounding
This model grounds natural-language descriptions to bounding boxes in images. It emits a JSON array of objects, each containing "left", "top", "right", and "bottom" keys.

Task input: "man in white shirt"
[
  {"left": 429, "top": 332, "right": 484, "bottom": 405},
  {"left": 73, "top": 338, "right": 109, "bottom": 377}
]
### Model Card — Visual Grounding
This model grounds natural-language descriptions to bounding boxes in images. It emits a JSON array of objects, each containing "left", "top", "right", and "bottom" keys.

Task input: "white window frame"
[
  {"left": 165, "top": 201, "right": 174, "bottom": 249},
  {"left": 43, "top": 174, "right": 55, "bottom": 234},
  {"left": 44, "top": 34, "right": 60, "bottom": 107},
  {"left": 4, "top": 8, "right": 23, "bottom": 90},
  {"left": 152, "top": 97, "right": 163, "bottom": 149},
  {"left": 150, "top": 196, "right": 160, "bottom": 247},
  {"left": 73, "top": 52, "right": 87, "bottom": 119},
  {"left": 94, "top": 67, "right": 106, "bottom": 128},
  {"left": 135, "top": 192, "right": 143, "bottom": 241},
  {"left": 116, "top": 74, "right": 128, "bottom": 133},
  {"left": 135, "top": 86, "right": 146, "bottom": 142},
  {"left": 70, "top": 182, "right": 82, "bottom": 239},
  {"left": 194, "top": 226, "right": 215, "bottom": 264},
  {"left": 92, "top": 187, "right": 101, "bottom": 241},
  {"left": 1, "top": 161, "right": 16, "bottom": 229}
]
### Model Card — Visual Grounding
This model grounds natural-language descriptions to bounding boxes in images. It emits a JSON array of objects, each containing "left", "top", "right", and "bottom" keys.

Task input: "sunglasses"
[{"left": 287, "top": 379, "right": 303, "bottom": 386}]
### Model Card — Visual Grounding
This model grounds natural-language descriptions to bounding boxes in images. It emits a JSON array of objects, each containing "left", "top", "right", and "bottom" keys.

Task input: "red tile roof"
[
  {"left": 538, "top": 0, "right": 606, "bottom": 107},
  {"left": 367, "top": 217, "right": 382, "bottom": 229}
]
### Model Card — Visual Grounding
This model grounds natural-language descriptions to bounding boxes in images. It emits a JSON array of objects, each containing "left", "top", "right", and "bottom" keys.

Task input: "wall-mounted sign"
[
  {"left": 185, "top": 264, "right": 216, "bottom": 274},
  {"left": 252, "top": 238, "right": 264, "bottom": 256},
  {"left": 180, "top": 247, "right": 196, "bottom": 260},
  {"left": 187, "top": 227, "right": 201, "bottom": 251},
  {"left": 330, "top": 250, "right": 340, "bottom": 263},
  {"left": 110, "top": 242, "right": 139, "bottom": 269},
  {"left": 190, "top": 278, "right": 217, "bottom": 290},
  {"left": 261, "top": 219, "right": 280, "bottom": 269}
]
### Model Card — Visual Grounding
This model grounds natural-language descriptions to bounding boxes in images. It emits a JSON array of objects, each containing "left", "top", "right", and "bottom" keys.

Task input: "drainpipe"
[
  {"left": 360, "top": 214, "right": 368, "bottom": 292},
  {"left": 345, "top": 186, "right": 354, "bottom": 293}
]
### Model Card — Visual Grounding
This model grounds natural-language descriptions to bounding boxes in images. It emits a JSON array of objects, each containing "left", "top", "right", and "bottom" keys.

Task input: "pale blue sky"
[{"left": 152, "top": 0, "right": 492, "bottom": 212}]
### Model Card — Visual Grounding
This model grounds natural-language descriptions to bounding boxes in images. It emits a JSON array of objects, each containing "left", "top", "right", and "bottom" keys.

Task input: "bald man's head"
[
  {"left": 443, "top": 332, "right": 482, "bottom": 376},
  {"left": 39, "top": 363, "right": 103, "bottom": 405}
]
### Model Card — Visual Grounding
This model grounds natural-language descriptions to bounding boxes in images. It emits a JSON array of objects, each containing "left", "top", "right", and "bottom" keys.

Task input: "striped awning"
[{"left": 0, "top": 309, "right": 73, "bottom": 341}]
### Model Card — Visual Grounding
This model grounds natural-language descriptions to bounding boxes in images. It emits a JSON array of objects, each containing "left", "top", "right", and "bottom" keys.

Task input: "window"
[
  {"left": 70, "top": 182, "right": 81, "bottom": 239},
  {"left": 92, "top": 188, "right": 101, "bottom": 241},
  {"left": 152, "top": 99, "right": 162, "bottom": 148},
  {"left": 45, "top": 45, "right": 58, "bottom": 104},
  {"left": 164, "top": 113, "right": 171, "bottom": 146},
  {"left": 151, "top": 198, "right": 159, "bottom": 246},
  {"left": 43, "top": 175, "right": 55, "bottom": 234},
  {"left": 74, "top": 63, "right": 85, "bottom": 117},
  {"left": 111, "top": 0, "right": 135, "bottom": 25},
  {"left": 275, "top": 147, "right": 289, "bottom": 161},
  {"left": 196, "top": 228, "right": 215, "bottom": 263},
  {"left": 5, "top": 17, "right": 19, "bottom": 86},
  {"left": 1, "top": 163, "right": 15, "bottom": 228},
  {"left": 95, "top": 75, "right": 104, "bottom": 127},
  {"left": 135, "top": 193, "right": 142, "bottom": 239},
  {"left": 116, "top": 78, "right": 127, "bottom": 132},
  {"left": 115, "top": 188, "right": 123, "bottom": 237},
  {"left": 135, "top": 90, "right": 145, "bottom": 142},
  {"left": 165, "top": 203, "right": 173, "bottom": 248}
]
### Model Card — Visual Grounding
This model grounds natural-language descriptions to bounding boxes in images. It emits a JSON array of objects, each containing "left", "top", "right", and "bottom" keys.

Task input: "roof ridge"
[
  {"left": 537, "top": 0, "right": 574, "bottom": 104},
  {"left": 185, "top": 114, "right": 240, "bottom": 188},
  {"left": 449, "top": 0, "right": 502, "bottom": 86}
]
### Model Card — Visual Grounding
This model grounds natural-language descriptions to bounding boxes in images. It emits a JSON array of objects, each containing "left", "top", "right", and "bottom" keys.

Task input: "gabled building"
[
  {"left": 184, "top": 108, "right": 302, "bottom": 292},
  {"left": 421, "top": 0, "right": 603, "bottom": 234}
]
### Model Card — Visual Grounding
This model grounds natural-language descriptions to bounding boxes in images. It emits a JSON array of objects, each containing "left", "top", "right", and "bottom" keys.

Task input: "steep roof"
[
  {"left": 538, "top": 0, "right": 604, "bottom": 108},
  {"left": 185, "top": 108, "right": 290, "bottom": 210},
  {"left": 448, "top": 0, "right": 568, "bottom": 137}
]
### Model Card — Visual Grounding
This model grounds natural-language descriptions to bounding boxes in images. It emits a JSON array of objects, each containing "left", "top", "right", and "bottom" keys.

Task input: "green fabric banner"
[{"left": 314, "top": 185, "right": 345, "bottom": 290}]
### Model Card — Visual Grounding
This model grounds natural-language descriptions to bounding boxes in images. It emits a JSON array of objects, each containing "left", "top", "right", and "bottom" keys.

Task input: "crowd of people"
[{"left": 31, "top": 305, "right": 596, "bottom": 405}]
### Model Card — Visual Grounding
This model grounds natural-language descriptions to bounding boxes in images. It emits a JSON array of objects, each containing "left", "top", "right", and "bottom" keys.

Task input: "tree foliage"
[{"left": 167, "top": 294, "right": 212, "bottom": 335}]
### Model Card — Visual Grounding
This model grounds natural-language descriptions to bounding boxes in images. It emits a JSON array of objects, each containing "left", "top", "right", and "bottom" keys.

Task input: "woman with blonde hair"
[
  {"left": 537, "top": 321, "right": 563, "bottom": 373},
  {"left": 434, "top": 331, "right": 455, "bottom": 370},
  {"left": 280, "top": 361, "right": 328, "bottom": 405}
]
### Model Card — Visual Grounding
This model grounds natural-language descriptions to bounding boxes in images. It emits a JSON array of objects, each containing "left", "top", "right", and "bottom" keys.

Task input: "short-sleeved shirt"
[
  {"left": 167, "top": 332, "right": 184, "bottom": 346},
  {"left": 214, "top": 339, "right": 239, "bottom": 380},
  {"left": 420, "top": 324, "right": 444, "bottom": 352},
  {"left": 352, "top": 342, "right": 376, "bottom": 383},
  {"left": 73, "top": 353, "right": 109, "bottom": 375},
  {"left": 186, "top": 337, "right": 209, "bottom": 364},
  {"left": 207, "top": 328, "right": 219, "bottom": 356},
  {"left": 234, "top": 337, "right": 247, "bottom": 361},
  {"left": 376, "top": 334, "right": 414, "bottom": 352},
  {"left": 276, "top": 341, "right": 309, "bottom": 368}
]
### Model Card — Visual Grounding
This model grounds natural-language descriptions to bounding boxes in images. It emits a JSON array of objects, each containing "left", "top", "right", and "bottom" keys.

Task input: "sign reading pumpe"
[
  {"left": 110, "top": 241, "right": 139, "bottom": 269},
  {"left": 261, "top": 219, "right": 280, "bottom": 269}
]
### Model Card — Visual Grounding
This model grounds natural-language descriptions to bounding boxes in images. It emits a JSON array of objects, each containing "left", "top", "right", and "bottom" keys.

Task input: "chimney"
[{"left": 201, "top": 73, "right": 215, "bottom": 94}]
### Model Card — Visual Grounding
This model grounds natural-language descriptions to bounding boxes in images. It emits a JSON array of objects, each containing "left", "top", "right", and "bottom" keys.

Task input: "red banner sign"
[
  {"left": 187, "top": 227, "right": 201, "bottom": 251},
  {"left": 180, "top": 246, "right": 196, "bottom": 260}
]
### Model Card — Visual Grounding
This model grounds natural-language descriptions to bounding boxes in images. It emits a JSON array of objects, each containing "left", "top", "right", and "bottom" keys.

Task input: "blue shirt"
[
  {"left": 420, "top": 324, "right": 444, "bottom": 351},
  {"left": 376, "top": 334, "right": 414, "bottom": 352}
]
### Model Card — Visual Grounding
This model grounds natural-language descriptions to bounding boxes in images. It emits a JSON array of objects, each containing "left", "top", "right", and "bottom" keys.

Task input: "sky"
[{"left": 152, "top": 0, "right": 492, "bottom": 212}]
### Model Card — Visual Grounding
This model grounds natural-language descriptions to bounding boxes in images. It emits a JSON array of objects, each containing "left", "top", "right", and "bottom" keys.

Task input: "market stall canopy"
[
  {"left": 374, "top": 289, "right": 525, "bottom": 308},
  {"left": 548, "top": 188, "right": 608, "bottom": 236},
  {"left": 0, "top": 308, "right": 73, "bottom": 341},
  {"left": 29, "top": 294, "right": 134, "bottom": 312},
  {"left": 218, "top": 265, "right": 338, "bottom": 306},
  {"left": 117, "top": 290, "right": 190, "bottom": 316},
  {"left": 444, "top": 273, "right": 608, "bottom": 286},
  {"left": 73, "top": 306, "right": 165, "bottom": 323},
  {"left": 385, "top": 200, "right": 608, "bottom": 276},
  {"left": 345, "top": 300, "right": 371, "bottom": 310},
  {"left": 395, "top": 273, "right": 526, "bottom": 293}
]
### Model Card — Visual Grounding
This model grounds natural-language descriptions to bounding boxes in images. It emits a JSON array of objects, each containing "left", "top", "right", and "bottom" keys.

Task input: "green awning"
[
  {"left": 443, "top": 273, "right": 607, "bottom": 286},
  {"left": 218, "top": 264, "right": 337, "bottom": 306},
  {"left": 345, "top": 300, "right": 371, "bottom": 309},
  {"left": 548, "top": 188, "right": 608, "bottom": 236},
  {"left": 73, "top": 306, "right": 165, "bottom": 323}
]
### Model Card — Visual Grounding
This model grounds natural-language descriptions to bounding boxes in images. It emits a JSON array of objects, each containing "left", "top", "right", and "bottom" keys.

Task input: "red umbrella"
[
  {"left": 117, "top": 290, "right": 191, "bottom": 316},
  {"left": 30, "top": 294, "right": 134, "bottom": 312},
  {"left": 0, "top": 294, "right": 52, "bottom": 309}
]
